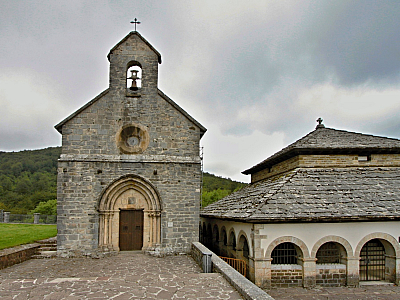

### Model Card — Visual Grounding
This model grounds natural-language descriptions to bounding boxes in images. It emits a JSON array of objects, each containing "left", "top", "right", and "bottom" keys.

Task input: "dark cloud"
[{"left": 1, "top": 0, "right": 400, "bottom": 180}]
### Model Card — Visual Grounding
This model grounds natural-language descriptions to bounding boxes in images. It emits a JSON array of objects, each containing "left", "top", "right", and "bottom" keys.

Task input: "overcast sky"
[{"left": 1, "top": 1, "right": 400, "bottom": 182}]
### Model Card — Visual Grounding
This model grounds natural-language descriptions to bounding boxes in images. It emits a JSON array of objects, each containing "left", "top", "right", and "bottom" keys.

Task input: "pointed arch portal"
[{"left": 98, "top": 175, "right": 162, "bottom": 251}]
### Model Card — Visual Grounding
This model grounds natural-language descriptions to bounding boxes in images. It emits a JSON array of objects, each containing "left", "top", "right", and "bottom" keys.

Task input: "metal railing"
[{"left": 219, "top": 256, "right": 248, "bottom": 277}]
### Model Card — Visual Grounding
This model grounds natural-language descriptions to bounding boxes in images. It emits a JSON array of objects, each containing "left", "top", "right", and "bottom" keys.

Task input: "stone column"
[
  {"left": 254, "top": 258, "right": 272, "bottom": 288},
  {"left": 34, "top": 213, "right": 40, "bottom": 224},
  {"left": 252, "top": 224, "right": 270, "bottom": 288},
  {"left": 302, "top": 258, "right": 317, "bottom": 288},
  {"left": 4, "top": 212, "right": 10, "bottom": 223},
  {"left": 347, "top": 257, "right": 360, "bottom": 287},
  {"left": 395, "top": 257, "right": 400, "bottom": 286}
]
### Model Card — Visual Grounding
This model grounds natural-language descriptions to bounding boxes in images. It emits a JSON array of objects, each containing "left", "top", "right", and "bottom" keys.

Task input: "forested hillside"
[
  {"left": 202, "top": 172, "right": 247, "bottom": 207},
  {"left": 0, "top": 147, "right": 61, "bottom": 214},
  {"left": 0, "top": 147, "right": 245, "bottom": 213}
]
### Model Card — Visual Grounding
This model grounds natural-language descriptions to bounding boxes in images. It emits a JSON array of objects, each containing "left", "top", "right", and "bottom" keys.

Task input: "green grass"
[{"left": 0, "top": 223, "right": 57, "bottom": 250}]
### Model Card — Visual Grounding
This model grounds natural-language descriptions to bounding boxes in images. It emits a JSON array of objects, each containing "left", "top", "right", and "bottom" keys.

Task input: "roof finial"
[
  {"left": 316, "top": 117, "right": 325, "bottom": 129},
  {"left": 130, "top": 18, "right": 141, "bottom": 31}
]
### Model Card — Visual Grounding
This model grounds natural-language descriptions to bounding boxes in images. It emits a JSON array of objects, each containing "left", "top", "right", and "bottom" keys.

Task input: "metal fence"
[{"left": 0, "top": 210, "right": 56, "bottom": 224}]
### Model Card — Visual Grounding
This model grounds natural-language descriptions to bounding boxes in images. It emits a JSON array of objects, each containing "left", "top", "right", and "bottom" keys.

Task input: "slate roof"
[
  {"left": 201, "top": 167, "right": 400, "bottom": 222},
  {"left": 55, "top": 89, "right": 206, "bottom": 136},
  {"left": 243, "top": 126, "right": 400, "bottom": 174}
]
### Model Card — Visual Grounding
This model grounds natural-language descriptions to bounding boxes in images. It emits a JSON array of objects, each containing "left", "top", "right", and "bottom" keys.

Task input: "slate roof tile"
[
  {"left": 243, "top": 127, "right": 400, "bottom": 174},
  {"left": 201, "top": 167, "right": 400, "bottom": 222}
]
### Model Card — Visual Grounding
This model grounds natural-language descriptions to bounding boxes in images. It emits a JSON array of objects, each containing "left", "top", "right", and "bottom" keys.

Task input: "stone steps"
[{"left": 33, "top": 237, "right": 57, "bottom": 259}]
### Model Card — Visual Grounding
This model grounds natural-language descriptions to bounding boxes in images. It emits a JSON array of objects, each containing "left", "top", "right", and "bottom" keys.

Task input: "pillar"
[
  {"left": 347, "top": 257, "right": 360, "bottom": 287},
  {"left": 4, "top": 212, "right": 10, "bottom": 223},
  {"left": 34, "top": 213, "right": 40, "bottom": 224},
  {"left": 302, "top": 258, "right": 317, "bottom": 288}
]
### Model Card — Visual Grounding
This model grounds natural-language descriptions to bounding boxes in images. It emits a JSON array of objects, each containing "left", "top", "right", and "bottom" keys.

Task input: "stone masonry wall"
[
  {"left": 0, "top": 243, "right": 40, "bottom": 270},
  {"left": 271, "top": 265, "right": 303, "bottom": 288},
  {"left": 316, "top": 264, "right": 346, "bottom": 287},
  {"left": 252, "top": 154, "right": 400, "bottom": 182},
  {"left": 57, "top": 160, "right": 201, "bottom": 256}
]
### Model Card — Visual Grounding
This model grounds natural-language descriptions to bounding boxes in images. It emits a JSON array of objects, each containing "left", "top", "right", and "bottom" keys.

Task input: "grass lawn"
[{"left": 0, "top": 223, "right": 57, "bottom": 250}]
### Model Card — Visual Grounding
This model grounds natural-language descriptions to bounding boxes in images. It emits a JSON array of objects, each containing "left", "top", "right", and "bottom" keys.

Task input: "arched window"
[
  {"left": 127, "top": 63, "right": 142, "bottom": 90},
  {"left": 271, "top": 242, "right": 298, "bottom": 264},
  {"left": 229, "top": 231, "right": 236, "bottom": 250},
  {"left": 316, "top": 242, "right": 340, "bottom": 264}
]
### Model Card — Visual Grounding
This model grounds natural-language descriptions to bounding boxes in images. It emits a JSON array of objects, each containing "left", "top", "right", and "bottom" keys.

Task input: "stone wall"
[
  {"left": 0, "top": 243, "right": 40, "bottom": 270},
  {"left": 271, "top": 265, "right": 303, "bottom": 288},
  {"left": 252, "top": 154, "right": 400, "bottom": 182},
  {"left": 191, "top": 242, "right": 274, "bottom": 300},
  {"left": 57, "top": 160, "right": 201, "bottom": 256},
  {"left": 316, "top": 264, "right": 346, "bottom": 287}
]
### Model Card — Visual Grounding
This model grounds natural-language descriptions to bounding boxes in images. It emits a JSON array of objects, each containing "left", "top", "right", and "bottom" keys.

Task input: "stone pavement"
[
  {"left": 267, "top": 285, "right": 400, "bottom": 300},
  {"left": 0, "top": 252, "right": 243, "bottom": 299}
]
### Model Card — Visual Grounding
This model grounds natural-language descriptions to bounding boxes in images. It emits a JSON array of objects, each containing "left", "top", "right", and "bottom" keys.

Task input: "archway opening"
[
  {"left": 316, "top": 242, "right": 347, "bottom": 286},
  {"left": 212, "top": 224, "right": 219, "bottom": 254},
  {"left": 271, "top": 242, "right": 303, "bottom": 288},
  {"left": 360, "top": 239, "right": 386, "bottom": 281}
]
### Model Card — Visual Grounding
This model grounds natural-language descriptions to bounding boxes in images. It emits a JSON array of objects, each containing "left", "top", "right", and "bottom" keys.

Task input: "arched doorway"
[
  {"left": 360, "top": 239, "right": 385, "bottom": 281},
  {"left": 98, "top": 175, "right": 162, "bottom": 251}
]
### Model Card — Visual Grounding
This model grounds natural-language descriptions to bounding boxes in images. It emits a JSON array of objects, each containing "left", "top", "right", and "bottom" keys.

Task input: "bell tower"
[{"left": 107, "top": 31, "right": 162, "bottom": 97}]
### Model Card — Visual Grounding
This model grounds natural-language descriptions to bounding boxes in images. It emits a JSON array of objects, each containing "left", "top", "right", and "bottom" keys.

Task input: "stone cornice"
[{"left": 59, "top": 154, "right": 201, "bottom": 164}]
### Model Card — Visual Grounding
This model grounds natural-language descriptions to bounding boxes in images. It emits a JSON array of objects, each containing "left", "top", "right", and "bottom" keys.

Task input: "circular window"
[{"left": 116, "top": 123, "right": 149, "bottom": 154}]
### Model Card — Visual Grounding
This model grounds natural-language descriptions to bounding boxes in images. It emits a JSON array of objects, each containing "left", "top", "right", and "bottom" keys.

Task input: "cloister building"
[{"left": 201, "top": 120, "right": 400, "bottom": 288}]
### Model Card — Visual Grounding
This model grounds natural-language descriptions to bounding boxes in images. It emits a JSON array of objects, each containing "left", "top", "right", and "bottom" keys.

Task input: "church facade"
[
  {"left": 55, "top": 31, "right": 206, "bottom": 257},
  {"left": 201, "top": 121, "right": 400, "bottom": 288}
]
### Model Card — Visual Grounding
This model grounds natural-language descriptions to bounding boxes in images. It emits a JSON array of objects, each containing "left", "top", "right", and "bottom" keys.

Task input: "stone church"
[
  {"left": 55, "top": 31, "right": 206, "bottom": 257},
  {"left": 201, "top": 120, "right": 400, "bottom": 288}
]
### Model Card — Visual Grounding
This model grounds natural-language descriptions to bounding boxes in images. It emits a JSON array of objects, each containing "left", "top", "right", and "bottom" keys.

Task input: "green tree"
[
  {"left": 202, "top": 189, "right": 231, "bottom": 207},
  {"left": 31, "top": 199, "right": 57, "bottom": 215}
]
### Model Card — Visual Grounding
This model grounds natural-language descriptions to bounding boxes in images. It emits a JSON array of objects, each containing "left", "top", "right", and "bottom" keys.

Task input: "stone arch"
[
  {"left": 126, "top": 60, "right": 142, "bottom": 90},
  {"left": 212, "top": 224, "right": 219, "bottom": 253},
  {"left": 355, "top": 232, "right": 400, "bottom": 284},
  {"left": 237, "top": 230, "right": 251, "bottom": 253},
  {"left": 311, "top": 235, "right": 354, "bottom": 259},
  {"left": 202, "top": 222, "right": 207, "bottom": 245},
  {"left": 228, "top": 228, "right": 236, "bottom": 245},
  {"left": 98, "top": 174, "right": 162, "bottom": 251},
  {"left": 220, "top": 226, "right": 228, "bottom": 257},
  {"left": 265, "top": 236, "right": 310, "bottom": 259},
  {"left": 238, "top": 231, "right": 250, "bottom": 259},
  {"left": 206, "top": 223, "right": 212, "bottom": 248},
  {"left": 355, "top": 232, "right": 400, "bottom": 258}
]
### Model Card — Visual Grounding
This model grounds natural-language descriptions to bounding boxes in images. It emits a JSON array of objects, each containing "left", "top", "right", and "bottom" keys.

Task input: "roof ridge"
[{"left": 251, "top": 170, "right": 298, "bottom": 213}]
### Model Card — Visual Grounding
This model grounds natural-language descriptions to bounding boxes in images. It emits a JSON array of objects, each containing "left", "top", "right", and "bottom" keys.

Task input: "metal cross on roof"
[
  {"left": 317, "top": 117, "right": 323, "bottom": 125},
  {"left": 130, "top": 18, "right": 141, "bottom": 31}
]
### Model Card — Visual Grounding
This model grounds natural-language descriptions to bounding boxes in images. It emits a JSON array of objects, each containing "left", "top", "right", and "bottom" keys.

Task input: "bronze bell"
[{"left": 128, "top": 70, "right": 139, "bottom": 91}]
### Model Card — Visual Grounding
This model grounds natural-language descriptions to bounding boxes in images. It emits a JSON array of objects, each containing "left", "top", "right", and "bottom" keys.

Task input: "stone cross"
[
  {"left": 317, "top": 118, "right": 323, "bottom": 125},
  {"left": 130, "top": 18, "right": 141, "bottom": 31}
]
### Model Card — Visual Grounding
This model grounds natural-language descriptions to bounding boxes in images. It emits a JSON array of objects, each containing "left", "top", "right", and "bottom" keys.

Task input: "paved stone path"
[
  {"left": 267, "top": 285, "right": 400, "bottom": 300},
  {"left": 0, "top": 252, "right": 243, "bottom": 299}
]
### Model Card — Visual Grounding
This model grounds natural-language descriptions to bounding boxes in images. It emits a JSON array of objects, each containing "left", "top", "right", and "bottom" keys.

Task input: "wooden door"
[{"left": 119, "top": 210, "right": 144, "bottom": 251}]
